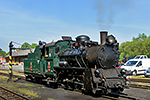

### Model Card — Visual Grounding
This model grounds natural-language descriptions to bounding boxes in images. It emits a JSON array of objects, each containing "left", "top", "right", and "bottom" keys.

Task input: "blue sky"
[{"left": 0, "top": 0, "right": 150, "bottom": 52}]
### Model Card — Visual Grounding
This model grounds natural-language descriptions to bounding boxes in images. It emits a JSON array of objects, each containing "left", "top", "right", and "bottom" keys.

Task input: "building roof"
[{"left": 5, "top": 49, "right": 35, "bottom": 57}]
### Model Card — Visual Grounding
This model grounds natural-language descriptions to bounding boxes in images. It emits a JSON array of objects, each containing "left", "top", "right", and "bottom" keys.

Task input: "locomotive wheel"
[
  {"left": 111, "top": 88, "right": 124, "bottom": 94},
  {"left": 92, "top": 88, "right": 97, "bottom": 94},
  {"left": 25, "top": 76, "right": 29, "bottom": 81},
  {"left": 74, "top": 84, "right": 82, "bottom": 90},
  {"left": 65, "top": 82, "right": 74, "bottom": 90},
  {"left": 25, "top": 75, "right": 33, "bottom": 82},
  {"left": 35, "top": 77, "right": 42, "bottom": 83},
  {"left": 51, "top": 82, "right": 58, "bottom": 89},
  {"left": 46, "top": 80, "right": 50, "bottom": 87}
]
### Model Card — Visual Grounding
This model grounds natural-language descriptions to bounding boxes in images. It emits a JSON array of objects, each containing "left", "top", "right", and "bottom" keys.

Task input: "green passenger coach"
[{"left": 24, "top": 37, "right": 74, "bottom": 81}]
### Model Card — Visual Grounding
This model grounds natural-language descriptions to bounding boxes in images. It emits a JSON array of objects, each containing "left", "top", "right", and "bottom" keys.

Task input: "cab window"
[
  {"left": 55, "top": 45, "right": 60, "bottom": 54},
  {"left": 49, "top": 48, "right": 53, "bottom": 57},
  {"left": 136, "top": 61, "right": 142, "bottom": 67},
  {"left": 124, "top": 61, "right": 137, "bottom": 66},
  {"left": 45, "top": 47, "right": 49, "bottom": 57}
]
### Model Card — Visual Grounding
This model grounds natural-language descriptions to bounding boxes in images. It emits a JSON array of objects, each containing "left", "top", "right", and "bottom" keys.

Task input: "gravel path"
[
  {"left": 123, "top": 87, "right": 150, "bottom": 100},
  {"left": 14, "top": 80, "right": 150, "bottom": 100}
]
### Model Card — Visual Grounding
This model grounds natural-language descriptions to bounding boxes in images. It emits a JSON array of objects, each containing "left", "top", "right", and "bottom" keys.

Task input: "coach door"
[{"left": 44, "top": 46, "right": 54, "bottom": 75}]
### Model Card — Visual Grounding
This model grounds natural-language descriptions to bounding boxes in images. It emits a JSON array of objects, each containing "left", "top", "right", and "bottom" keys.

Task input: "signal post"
[
  {"left": 7, "top": 41, "right": 31, "bottom": 82},
  {"left": 8, "top": 41, "right": 13, "bottom": 82}
]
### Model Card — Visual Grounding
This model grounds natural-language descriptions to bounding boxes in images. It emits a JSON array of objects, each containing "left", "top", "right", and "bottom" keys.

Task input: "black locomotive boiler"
[{"left": 24, "top": 31, "right": 129, "bottom": 94}]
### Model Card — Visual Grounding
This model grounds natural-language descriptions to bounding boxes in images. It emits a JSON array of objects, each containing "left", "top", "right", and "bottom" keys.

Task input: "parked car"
[
  {"left": 121, "top": 59, "right": 150, "bottom": 75},
  {"left": 134, "top": 55, "right": 148, "bottom": 59},
  {"left": 2, "top": 62, "right": 9, "bottom": 66},
  {"left": 122, "top": 57, "right": 134, "bottom": 63},
  {"left": 144, "top": 67, "right": 150, "bottom": 78},
  {"left": 115, "top": 62, "right": 124, "bottom": 69}
]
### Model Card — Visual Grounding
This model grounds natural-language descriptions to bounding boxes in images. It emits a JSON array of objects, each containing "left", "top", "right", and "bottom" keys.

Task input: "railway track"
[
  {"left": 0, "top": 71, "right": 149, "bottom": 100},
  {"left": 101, "top": 92, "right": 147, "bottom": 100},
  {"left": 0, "top": 85, "right": 31, "bottom": 100},
  {"left": 130, "top": 78, "right": 150, "bottom": 83},
  {"left": 58, "top": 83, "right": 146, "bottom": 100}
]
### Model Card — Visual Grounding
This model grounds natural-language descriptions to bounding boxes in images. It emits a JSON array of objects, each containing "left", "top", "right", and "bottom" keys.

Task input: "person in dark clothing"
[{"left": 39, "top": 41, "right": 46, "bottom": 46}]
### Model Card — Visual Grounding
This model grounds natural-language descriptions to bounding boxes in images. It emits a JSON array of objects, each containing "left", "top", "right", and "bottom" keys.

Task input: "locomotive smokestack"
[{"left": 100, "top": 31, "right": 108, "bottom": 44}]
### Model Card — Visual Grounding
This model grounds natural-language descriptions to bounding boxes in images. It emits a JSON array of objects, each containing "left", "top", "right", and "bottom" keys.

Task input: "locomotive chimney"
[{"left": 100, "top": 31, "right": 108, "bottom": 44}]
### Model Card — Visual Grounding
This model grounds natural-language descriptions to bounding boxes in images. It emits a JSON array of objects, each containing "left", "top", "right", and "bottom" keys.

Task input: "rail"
[
  {"left": 0, "top": 85, "right": 31, "bottom": 100},
  {"left": 101, "top": 92, "right": 147, "bottom": 100}
]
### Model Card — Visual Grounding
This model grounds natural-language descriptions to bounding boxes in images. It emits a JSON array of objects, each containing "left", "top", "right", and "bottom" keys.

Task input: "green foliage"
[
  {"left": 21, "top": 42, "right": 30, "bottom": 48},
  {"left": 0, "top": 48, "right": 6, "bottom": 57},
  {"left": 0, "top": 42, "right": 37, "bottom": 56},
  {"left": 21, "top": 42, "right": 38, "bottom": 49},
  {"left": 119, "top": 33, "right": 150, "bottom": 62},
  {"left": 132, "top": 33, "right": 147, "bottom": 41},
  {"left": 30, "top": 43, "right": 38, "bottom": 49}
]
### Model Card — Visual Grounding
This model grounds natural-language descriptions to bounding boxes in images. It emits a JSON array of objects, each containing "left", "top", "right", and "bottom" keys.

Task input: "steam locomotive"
[{"left": 24, "top": 31, "right": 129, "bottom": 94}]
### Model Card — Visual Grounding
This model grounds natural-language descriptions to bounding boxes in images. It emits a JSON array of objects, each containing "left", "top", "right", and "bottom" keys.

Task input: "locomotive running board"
[{"left": 54, "top": 66, "right": 85, "bottom": 70}]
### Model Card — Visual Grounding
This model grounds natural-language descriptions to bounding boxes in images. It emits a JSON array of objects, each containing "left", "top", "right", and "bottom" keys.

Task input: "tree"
[
  {"left": 0, "top": 48, "right": 6, "bottom": 57},
  {"left": 119, "top": 33, "right": 150, "bottom": 62},
  {"left": 132, "top": 33, "right": 147, "bottom": 41},
  {"left": 30, "top": 43, "right": 38, "bottom": 49},
  {"left": 21, "top": 42, "right": 30, "bottom": 48}
]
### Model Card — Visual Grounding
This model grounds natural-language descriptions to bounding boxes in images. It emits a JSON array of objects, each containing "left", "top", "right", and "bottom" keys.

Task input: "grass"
[
  {"left": 147, "top": 90, "right": 150, "bottom": 92},
  {"left": 0, "top": 76, "right": 9, "bottom": 81},
  {"left": 47, "top": 98, "right": 55, "bottom": 100},
  {"left": 0, "top": 75, "right": 18, "bottom": 82},
  {"left": 0, "top": 70, "right": 24, "bottom": 77},
  {"left": 133, "top": 82, "right": 150, "bottom": 86},
  {"left": 0, "top": 82, "right": 39, "bottom": 99},
  {"left": 0, "top": 75, "right": 39, "bottom": 99},
  {"left": 0, "top": 75, "right": 55, "bottom": 100},
  {"left": 130, "top": 75, "right": 150, "bottom": 79}
]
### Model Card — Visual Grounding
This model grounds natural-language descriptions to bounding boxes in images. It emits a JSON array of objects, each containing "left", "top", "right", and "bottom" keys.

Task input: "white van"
[
  {"left": 121, "top": 59, "right": 150, "bottom": 75},
  {"left": 134, "top": 55, "right": 148, "bottom": 59}
]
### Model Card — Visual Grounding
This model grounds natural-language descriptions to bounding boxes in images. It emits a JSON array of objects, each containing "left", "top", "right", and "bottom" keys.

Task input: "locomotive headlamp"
[
  {"left": 94, "top": 69, "right": 100, "bottom": 77},
  {"left": 106, "top": 35, "right": 115, "bottom": 44}
]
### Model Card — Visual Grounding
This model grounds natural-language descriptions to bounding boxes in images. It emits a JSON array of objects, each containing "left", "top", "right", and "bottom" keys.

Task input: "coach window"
[
  {"left": 136, "top": 61, "right": 142, "bottom": 67},
  {"left": 45, "top": 47, "right": 49, "bottom": 57},
  {"left": 49, "top": 48, "right": 53, "bottom": 57},
  {"left": 55, "top": 45, "right": 60, "bottom": 54}
]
